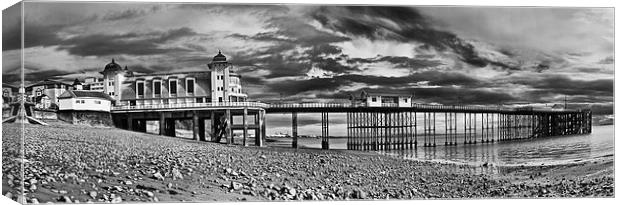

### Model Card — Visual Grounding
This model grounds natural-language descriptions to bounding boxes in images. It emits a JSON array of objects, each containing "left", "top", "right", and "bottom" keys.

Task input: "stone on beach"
[{"left": 2, "top": 122, "right": 613, "bottom": 203}]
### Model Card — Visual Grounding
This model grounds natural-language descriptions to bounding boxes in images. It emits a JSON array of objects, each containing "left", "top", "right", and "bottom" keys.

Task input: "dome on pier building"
[
  {"left": 212, "top": 50, "right": 227, "bottom": 62},
  {"left": 102, "top": 59, "right": 123, "bottom": 73}
]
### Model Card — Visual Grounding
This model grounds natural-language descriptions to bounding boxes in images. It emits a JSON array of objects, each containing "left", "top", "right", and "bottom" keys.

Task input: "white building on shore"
[{"left": 58, "top": 90, "right": 114, "bottom": 112}]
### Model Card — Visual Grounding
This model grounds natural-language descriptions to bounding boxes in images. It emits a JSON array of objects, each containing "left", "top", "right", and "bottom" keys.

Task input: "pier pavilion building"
[
  {"left": 100, "top": 51, "right": 247, "bottom": 106},
  {"left": 358, "top": 90, "right": 413, "bottom": 107},
  {"left": 108, "top": 52, "right": 266, "bottom": 146}
]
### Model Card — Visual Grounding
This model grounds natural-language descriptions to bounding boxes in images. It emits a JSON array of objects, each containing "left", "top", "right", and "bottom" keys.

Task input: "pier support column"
[
  {"left": 192, "top": 111, "right": 199, "bottom": 141},
  {"left": 256, "top": 110, "right": 265, "bottom": 147},
  {"left": 199, "top": 118, "right": 206, "bottom": 141},
  {"left": 243, "top": 108, "right": 248, "bottom": 146},
  {"left": 159, "top": 112, "right": 165, "bottom": 135},
  {"left": 211, "top": 112, "right": 217, "bottom": 142},
  {"left": 164, "top": 118, "right": 176, "bottom": 137},
  {"left": 138, "top": 120, "right": 147, "bottom": 132},
  {"left": 225, "top": 109, "right": 232, "bottom": 145},
  {"left": 127, "top": 115, "right": 133, "bottom": 131},
  {"left": 321, "top": 112, "right": 329, "bottom": 150},
  {"left": 261, "top": 110, "right": 266, "bottom": 146},
  {"left": 292, "top": 112, "right": 298, "bottom": 148}
]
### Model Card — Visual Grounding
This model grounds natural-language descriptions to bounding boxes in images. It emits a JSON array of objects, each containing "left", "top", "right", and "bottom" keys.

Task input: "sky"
[{"left": 1, "top": 2, "right": 614, "bottom": 135}]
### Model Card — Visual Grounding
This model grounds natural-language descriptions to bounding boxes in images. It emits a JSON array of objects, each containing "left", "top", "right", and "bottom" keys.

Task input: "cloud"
[
  {"left": 101, "top": 6, "right": 162, "bottom": 21},
  {"left": 1, "top": 3, "right": 612, "bottom": 112},
  {"left": 421, "top": 8, "right": 613, "bottom": 55},
  {"left": 263, "top": 71, "right": 486, "bottom": 100},
  {"left": 598, "top": 56, "right": 614, "bottom": 64},
  {"left": 310, "top": 6, "right": 491, "bottom": 68},
  {"left": 57, "top": 27, "right": 199, "bottom": 56},
  {"left": 514, "top": 74, "right": 613, "bottom": 97},
  {"left": 347, "top": 55, "right": 443, "bottom": 69}
]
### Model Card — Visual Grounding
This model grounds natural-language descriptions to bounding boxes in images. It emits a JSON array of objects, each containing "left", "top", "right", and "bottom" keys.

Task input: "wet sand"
[{"left": 2, "top": 122, "right": 614, "bottom": 203}]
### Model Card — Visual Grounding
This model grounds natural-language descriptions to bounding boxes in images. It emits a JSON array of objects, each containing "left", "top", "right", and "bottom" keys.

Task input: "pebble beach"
[{"left": 1, "top": 122, "right": 614, "bottom": 203}]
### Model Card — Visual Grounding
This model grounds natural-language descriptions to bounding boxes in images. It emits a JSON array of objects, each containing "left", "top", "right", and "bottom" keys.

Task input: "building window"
[
  {"left": 36, "top": 89, "right": 42, "bottom": 96},
  {"left": 137, "top": 81, "right": 144, "bottom": 97},
  {"left": 371, "top": 97, "right": 377, "bottom": 102},
  {"left": 169, "top": 79, "right": 177, "bottom": 95},
  {"left": 186, "top": 78, "right": 195, "bottom": 94},
  {"left": 218, "top": 97, "right": 223, "bottom": 102},
  {"left": 196, "top": 98, "right": 203, "bottom": 103},
  {"left": 95, "top": 100, "right": 101, "bottom": 104},
  {"left": 404, "top": 98, "right": 408, "bottom": 103},
  {"left": 153, "top": 80, "right": 162, "bottom": 96}
]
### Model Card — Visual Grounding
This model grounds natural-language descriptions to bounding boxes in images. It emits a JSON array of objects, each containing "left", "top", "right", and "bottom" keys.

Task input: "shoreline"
[{"left": 2, "top": 122, "right": 614, "bottom": 203}]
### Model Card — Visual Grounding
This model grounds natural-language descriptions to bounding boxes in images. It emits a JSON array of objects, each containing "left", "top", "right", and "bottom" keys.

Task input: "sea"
[{"left": 268, "top": 125, "right": 614, "bottom": 167}]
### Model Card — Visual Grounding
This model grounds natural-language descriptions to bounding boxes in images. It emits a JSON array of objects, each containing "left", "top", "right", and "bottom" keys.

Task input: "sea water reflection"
[
  {"left": 269, "top": 125, "right": 613, "bottom": 170},
  {"left": 382, "top": 125, "right": 613, "bottom": 167}
]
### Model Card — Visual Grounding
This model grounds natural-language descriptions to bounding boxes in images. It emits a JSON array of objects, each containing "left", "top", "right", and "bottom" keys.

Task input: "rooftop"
[
  {"left": 360, "top": 90, "right": 413, "bottom": 97},
  {"left": 58, "top": 90, "right": 115, "bottom": 101},
  {"left": 27, "top": 79, "right": 70, "bottom": 88},
  {"left": 101, "top": 59, "right": 123, "bottom": 73}
]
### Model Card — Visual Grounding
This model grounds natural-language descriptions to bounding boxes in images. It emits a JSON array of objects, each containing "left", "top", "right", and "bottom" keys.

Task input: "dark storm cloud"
[
  {"left": 265, "top": 71, "right": 486, "bottom": 96},
  {"left": 312, "top": 58, "right": 358, "bottom": 74},
  {"left": 513, "top": 75, "right": 613, "bottom": 97},
  {"left": 310, "top": 6, "right": 525, "bottom": 70},
  {"left": 23, "top": 69, "right": 74, "bottom": 84},
  {"left": 305, "top": 44, "right": 343, "bottom": 56},
  {"left": 225, "top": 12, "right": 355, "bottom": 78},
  {"left": 342, "top": 71, "right": 484, "bottom": 88},
  {"left": 266, "top": 77, "right": 346, "bottom": 96},
  {"left": 232, "top": 50, "right": 311, "bottom": 78},
  {"left": 266, "top": 16, "right": 351, "bottom": 46},
  {"left": 2, "top": 21, "right": 66, "bottom": 51},
  {"left": 411, "top": 87, "right": 517, "bottom": 105},
  {"left": 347, "top": 56, "right": 443, "bottom": 69},
  {"left": 58, "top": 27, "right": 199, "bottom": 56},
  {"left": 4, "top": 9, "right": 100, "bottom": 51},
  {"left": 101, "top": 6, "right": 161, "bottom": 21}
]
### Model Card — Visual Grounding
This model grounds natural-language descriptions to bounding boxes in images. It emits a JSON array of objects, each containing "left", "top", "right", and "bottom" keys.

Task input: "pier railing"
[
  {"left": 266, "top": 102, "right": 585, "bottom": 113},
  {"left": 112, "top": 101, "right": 269, "bottom": 111},
  {"left": 267, "top": 102, "right": 507, "bottom": 111}
]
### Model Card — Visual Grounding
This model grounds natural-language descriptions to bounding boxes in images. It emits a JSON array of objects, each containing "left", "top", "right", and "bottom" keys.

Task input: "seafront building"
[
  {"left": 99, "top": 51, "right": 247, "bottom": 107},
  {"left": 58, "top": 90, "right": 114, "bottom": 112},
  {"left": 2, "top": 83, "right": 19, "bottom": 105},
  {"left": 358, "top": 90, "right": 413, "bottom": 107},
  {"left": 25, "top": 79, "right": 71, "bottom": 109},
  {"left": 84, "top": 77, "right": 105, "bottom": 91}
]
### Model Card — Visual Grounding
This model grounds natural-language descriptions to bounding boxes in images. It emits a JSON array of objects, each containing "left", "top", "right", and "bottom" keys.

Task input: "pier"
[
  {"left": 110, "top": 102, "right": 592, "bottom": 151},
  {"left": 111, "top": 102, "right": 268, "bottom": 146}
]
